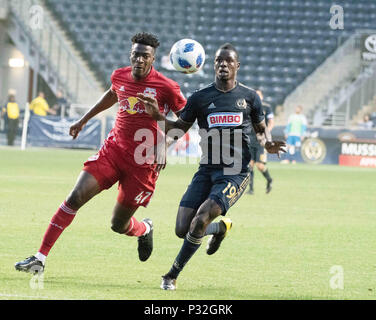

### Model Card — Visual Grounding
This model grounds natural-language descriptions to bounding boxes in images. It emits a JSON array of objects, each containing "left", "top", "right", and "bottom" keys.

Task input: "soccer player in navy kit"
[
  {"left": 248, "top": 89, "right": 275, "bottom": 194},
  {"left": 138, "top": 43, "right": 286, "bottom": 290}
]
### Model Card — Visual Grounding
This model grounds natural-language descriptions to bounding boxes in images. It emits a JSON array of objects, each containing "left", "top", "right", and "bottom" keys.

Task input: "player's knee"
[
  {"left": 175, "top": 207, "right": 195, "bottom": 238},
  {"left": 175, "top": 226, "right": 187, "bottom": 239},
  {"left": 66, "top": 172, "right": 100, "bottom": 210},
  {"left": 175, "top": 217, "right": 190, "bottom": 238},
  {"left": 110, "top": 222, "right": 121, "bottom": 234},
  {"left": 110, "top": 217, "right": 128, "bottom": 234},
  {"left": 66, "top": 189, "right": 85, "bottom": 210},
  {"left": 175, "top": 220, "right": 190, "bottom": 238},
  {"left": 193, "top": 200, "right": 221, "bottom": 230}
]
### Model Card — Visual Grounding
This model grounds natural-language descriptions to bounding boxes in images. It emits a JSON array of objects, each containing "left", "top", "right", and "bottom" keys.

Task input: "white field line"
[
  {"left": 0, "top": 292, "right": 123, "bottom": 300},
  {"left": 0, "top": 292, "right": 63, "bottom": 300},
  {"left": 0, "top": 175, "right": 73, "bottom": 182}
]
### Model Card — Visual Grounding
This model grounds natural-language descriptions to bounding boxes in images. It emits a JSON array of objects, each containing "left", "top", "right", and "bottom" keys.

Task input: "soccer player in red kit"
[{"left": 15, "top": 32, "right": 186, "bottom": 274}]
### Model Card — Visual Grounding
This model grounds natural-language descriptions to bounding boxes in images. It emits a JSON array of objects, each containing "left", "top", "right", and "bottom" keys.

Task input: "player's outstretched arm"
[
  {"left": 137, "top": 93, "right": 192, "bottom": 137},
  {"left": 70, "top": 89, "right": 118, "bottom": 139}
]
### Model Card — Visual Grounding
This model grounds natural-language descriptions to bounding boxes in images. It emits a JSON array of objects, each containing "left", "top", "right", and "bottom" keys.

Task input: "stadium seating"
[{"left": 45, "top": 0, "right": 376, "bottom": 108}]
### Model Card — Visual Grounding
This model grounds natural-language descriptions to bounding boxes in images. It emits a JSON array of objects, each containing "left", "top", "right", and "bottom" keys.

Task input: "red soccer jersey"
[{"left": 110, "top": 66, "right": 186, "bottom": 166}]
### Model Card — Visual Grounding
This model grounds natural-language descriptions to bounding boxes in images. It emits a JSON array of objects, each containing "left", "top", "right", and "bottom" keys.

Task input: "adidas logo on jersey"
[{"left": 208, "top": 103, "right": 216, "bottom": 109}]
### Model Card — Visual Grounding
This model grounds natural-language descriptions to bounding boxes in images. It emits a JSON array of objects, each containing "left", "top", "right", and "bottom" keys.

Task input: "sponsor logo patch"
[{"left": 207, "top": 112, "right": 243, "bottom": 128}]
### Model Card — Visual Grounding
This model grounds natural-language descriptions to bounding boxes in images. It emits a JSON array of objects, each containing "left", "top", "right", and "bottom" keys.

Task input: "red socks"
[
  {"left": 124, "top": 216, "right": 147, "bottom": 237},
  {"left": 38, "top": 202, "right": 147, "bottom": 258},
  {"left": 38, "top": 201, "right": 76, "bottom": 256}
]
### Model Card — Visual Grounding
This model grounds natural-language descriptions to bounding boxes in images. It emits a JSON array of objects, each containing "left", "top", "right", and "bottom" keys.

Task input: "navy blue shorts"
[
  {"left": 180, "top": 166, "right": 250, "bottom": 215},
  {"left": 249, "top": 144, "right": 267, "bottom": 164}
]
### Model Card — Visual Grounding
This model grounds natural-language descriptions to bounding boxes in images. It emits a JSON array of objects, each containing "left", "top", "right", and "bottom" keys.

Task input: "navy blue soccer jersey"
[{"left": 180, "top": 82, "right": 264, "bottom": 171}]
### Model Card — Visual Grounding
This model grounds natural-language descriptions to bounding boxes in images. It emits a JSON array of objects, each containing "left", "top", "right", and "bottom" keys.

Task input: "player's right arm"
[
  {"left": 70, "top": 89, "right": 118, "bottom": 139},
  {"left": 137, "top": 93, "right": 193, "bottom": 138}
]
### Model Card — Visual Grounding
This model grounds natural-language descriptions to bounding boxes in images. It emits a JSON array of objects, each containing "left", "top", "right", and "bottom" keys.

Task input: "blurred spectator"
[
  {"left": 1, "top": 94, "right": 20, "bottom": 145},
  {"left": 29, "top": 92, "right": 56, "bottom": 116},
  {"left": 358, "top": 114, "right": 374, "bottom": 129},
  {"left": 52, "top": 90, "right": 69, "bottom": 118},
  {"left": 370, "top": 112, "right": 376, "bottom": 127},
  {"left": 282, "top": 105, "right": 307, "bottom": 164}
]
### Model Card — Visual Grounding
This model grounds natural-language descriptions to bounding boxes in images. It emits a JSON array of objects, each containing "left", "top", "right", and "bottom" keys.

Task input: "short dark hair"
[
  {"left": 131, "top": 32, "right": 160, "bottom": 50},
  {"left": 217, "top": 43, "right": 239, "bottom": 60}
]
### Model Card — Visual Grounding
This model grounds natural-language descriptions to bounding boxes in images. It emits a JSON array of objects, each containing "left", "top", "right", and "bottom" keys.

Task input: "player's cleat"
[
  {"left": 247, "top": 188, "right": 254, "bottom": 195},
  {"left": 266, "top": 179, "right": 273, "bottom": 194},
  {"left": 206, "top": 217, "right": 232, "bottom": 255},
  {"left": 160, "top": 275, "right": 177, "bottom": 290},
  {"left": 15, "top": 256, "right": 44, "bottom": 274},
  {"left": 138, "top": 218, "right": 153, "bottom": 262}
]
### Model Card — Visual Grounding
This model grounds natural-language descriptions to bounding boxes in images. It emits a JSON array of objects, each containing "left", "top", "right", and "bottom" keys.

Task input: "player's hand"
[
  {"left": 265, "top": 141, "right": 287, "bottom": 158},
  {"left": 69, "top": 120, "right": 85, "bottom": 139},
  {"left": 137, "top": 93, "right": 164, "bottom": 121}
]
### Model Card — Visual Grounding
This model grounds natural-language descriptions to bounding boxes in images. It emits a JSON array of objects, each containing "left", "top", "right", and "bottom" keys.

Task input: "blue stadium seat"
[{"left": 45, "top": 0, "right": 376, "bottom": 107}]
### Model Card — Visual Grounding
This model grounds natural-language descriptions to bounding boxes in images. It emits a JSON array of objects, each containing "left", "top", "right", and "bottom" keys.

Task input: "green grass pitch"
[{"left": 0, "top": 146, "right": 375, "bottom": 300}]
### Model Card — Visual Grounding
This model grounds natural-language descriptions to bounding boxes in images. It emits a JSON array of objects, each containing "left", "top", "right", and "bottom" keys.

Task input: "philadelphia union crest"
[
  {"left": 301, "top": 138, "right": 326, "bottom": 164},
  {"left": 236, "top": 98, "right": 247, "bottom": 109}
]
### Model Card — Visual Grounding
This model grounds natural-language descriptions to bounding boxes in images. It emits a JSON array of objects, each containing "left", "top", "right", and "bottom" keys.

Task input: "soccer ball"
[{"left": 169, "top": 39, "right": 205, "bottom": 74}]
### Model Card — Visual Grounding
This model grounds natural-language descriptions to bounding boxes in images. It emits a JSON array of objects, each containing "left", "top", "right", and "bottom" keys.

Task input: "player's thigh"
[
  {"left": 256, "top": 147, "right": 267, "bottom": 169},
  {"left": 209, "top": 170, "right": 250, "bottom": 215},
  {"left": 67, "top": 140, "right": 123, "bottom": 210},
  {"left": 84, "top": 146, "right": 120, "bottom": 186},
  {"left": 66, "top": 171, "right": 102, "bottom": 210},
  {"left": 179, "top": 167, "right": 213, "bottom": 211},
  {"left": 117, "top": 165, "right": 158, "bottom": 208},
  {"left": 249, "top": 146, "right": 257, "bottom": 163},
  {"left": 286, "top": 135, "right": 294, "bottom": 146},
  {"left": 287, "top": 136, "right": 301, "bottom": 148}
]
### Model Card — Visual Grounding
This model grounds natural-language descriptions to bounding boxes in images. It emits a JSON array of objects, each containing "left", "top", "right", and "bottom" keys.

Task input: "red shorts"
[{"left": 83, "top": 137, "right": 159, "bottom": 208}]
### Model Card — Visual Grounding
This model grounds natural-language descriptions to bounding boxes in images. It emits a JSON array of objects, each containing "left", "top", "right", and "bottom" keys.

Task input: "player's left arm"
[
  {"left": 253, "top": 119, "right": 271, "bottom": 147},
  {"left": 253, "top": 119, "right": 286, "bottom": 157},
  {"left": 251, "top": 95, "right": 286, "bottom": 157},
  {"left": 138, "top": 90, "right": 191, "bottom": 172}
]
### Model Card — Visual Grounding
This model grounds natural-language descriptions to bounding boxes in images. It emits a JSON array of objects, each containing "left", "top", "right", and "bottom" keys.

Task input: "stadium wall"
[{"left": 0, "top": 22, "right": 29, "bottom": 108}]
